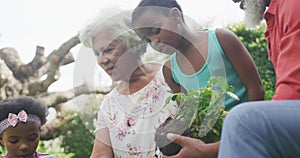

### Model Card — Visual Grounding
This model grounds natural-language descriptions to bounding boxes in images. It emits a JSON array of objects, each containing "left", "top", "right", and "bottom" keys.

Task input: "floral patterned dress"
[{"left": 94, "top": 69, "right": 178, "bottom": 158}]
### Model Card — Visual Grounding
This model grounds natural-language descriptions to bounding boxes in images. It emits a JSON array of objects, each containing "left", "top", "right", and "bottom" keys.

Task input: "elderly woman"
[{"left": 79, "top": 7, "right": 177, "bottom": 158}]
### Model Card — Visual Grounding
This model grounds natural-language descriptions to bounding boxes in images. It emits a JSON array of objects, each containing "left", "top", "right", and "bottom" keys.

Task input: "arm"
[
  {"left": 216, "top": 28, "right": 264, "bottom": 101},
  {"left": 90, "top": 128, "right": 114, "bottom": 158},
  {"left": 162, "top": 60, "right": 187, "bottom": 94},
  {"left": 162, "top": 133, "right": 219, "bottom": 158},
  {"left": 272, "top": 0, "right": 300, "bottom": 100}
]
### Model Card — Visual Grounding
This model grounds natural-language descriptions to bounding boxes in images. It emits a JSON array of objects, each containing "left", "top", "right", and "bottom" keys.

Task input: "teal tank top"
[{"left": 170, "top": 29, "right": 247, "bottom": 111}]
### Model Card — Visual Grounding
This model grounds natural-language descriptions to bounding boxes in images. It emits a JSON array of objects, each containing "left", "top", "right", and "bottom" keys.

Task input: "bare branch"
[
  {"left": 27, "top": 35, "right": 80, "bottom": 95},
  {"left": 0, "top": 47, "right": 48, "bottom": 82},
  {"left": 28, "top": 46, "right": 47, "bottom": 73},
  {"left": 37, "top": 83, "right": 112, "bottom": 108},
  {"left": 42, "top": 35, "right": 80, "bottom": 90},
  {"left": 0, "top": 59, "right": 24, "bottom": 98}
]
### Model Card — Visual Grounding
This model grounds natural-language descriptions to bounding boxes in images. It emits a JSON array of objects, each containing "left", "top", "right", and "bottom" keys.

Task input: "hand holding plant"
[{"left": 155, "top": 76, "right": 238, "bottom": 156}]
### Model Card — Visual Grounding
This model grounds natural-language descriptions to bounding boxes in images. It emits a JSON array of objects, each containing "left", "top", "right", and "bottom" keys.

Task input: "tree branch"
[
  {"left": 0, "top": 47, "right": 47, "bottom": 82},
  {"left": 37, "top": 83, "right": 112, "bottom": 107},
  {"left": 27, "top": 35, "right": 80, "bottom": 95}
]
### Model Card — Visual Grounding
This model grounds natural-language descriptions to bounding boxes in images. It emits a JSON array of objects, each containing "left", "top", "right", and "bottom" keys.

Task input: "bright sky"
[{"left": 0, "top": 0, "right": 245, "bottom": 92}]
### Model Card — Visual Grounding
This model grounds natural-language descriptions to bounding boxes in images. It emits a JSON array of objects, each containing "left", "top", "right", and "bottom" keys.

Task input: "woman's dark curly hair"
[{"left": 0, "top": 96, "right": 47, "bottom": 126}]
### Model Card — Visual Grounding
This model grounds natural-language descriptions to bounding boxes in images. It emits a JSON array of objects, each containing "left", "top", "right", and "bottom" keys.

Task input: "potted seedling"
[{"left": 155, "top": 76, "right": 239, "bottom": 156}]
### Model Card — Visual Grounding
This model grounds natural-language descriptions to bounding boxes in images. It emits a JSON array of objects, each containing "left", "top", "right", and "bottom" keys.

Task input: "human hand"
[{"left": 162, "top": 133, "right": 218, "bottom": 158}]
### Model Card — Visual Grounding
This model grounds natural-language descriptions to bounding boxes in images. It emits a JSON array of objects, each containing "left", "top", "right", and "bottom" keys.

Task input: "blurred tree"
[
  {"left": 0, "top": 35, "right": 112, "bottom": 155},
  {"left": 227, "top": 23, "right": 276, "bottom": 100}
]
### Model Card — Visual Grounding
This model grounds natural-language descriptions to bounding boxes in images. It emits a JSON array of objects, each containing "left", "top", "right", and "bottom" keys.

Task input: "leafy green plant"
[
  {"left": 155, "top": 76, "right": 237, "bottom": 156},
  {"left": 60, "top": 115, "right": 95, "bottom": 158}
]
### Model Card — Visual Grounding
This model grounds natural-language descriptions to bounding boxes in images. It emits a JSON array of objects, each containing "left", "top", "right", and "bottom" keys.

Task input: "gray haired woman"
[{"left": 80, "top": 7, "right": 177, "bottom": 158}]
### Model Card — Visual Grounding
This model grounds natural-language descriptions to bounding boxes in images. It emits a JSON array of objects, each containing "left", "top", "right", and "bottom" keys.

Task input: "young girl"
[
  {"left": 132, "top": 0, "right": 264, "bottom": 111},
  {"left": 0, "top": 96, "right": 55, "bottom": 158}
]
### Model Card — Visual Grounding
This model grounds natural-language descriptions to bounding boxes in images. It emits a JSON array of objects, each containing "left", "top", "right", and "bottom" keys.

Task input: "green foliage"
[
  {"left": 227, "top": 23, "right": 276, "bottom": 100},
  {"left": 165, "top": 77, "right": 235, "bottom": 143},
  {"left": 0, "top": 145, "right": 6, "bottom": 156},
  {"left": 59, "top": 114, "right": 95, "bottom": 158},
  {"left": 1, "top": 139, "right": 75, "bottom": 158},
  {"left": 37, "top": 141, "right": 75, "bottom": 158}
]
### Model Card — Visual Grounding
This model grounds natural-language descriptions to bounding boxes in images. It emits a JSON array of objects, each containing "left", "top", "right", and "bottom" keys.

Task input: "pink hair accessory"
[
  {"left": 0, "top": 110, "right": 41, "bottom": 134},
  {"left": 8, "top": 110, "right": 28, "bottom": 127}
]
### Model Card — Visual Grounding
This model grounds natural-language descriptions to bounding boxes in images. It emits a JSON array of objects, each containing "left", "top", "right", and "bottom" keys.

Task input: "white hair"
[
  {"left": 79, "top": 6, "right": 147, "bottom": 55},
  {"left": 243, "top": 0, "right": 266, "bottom": 28}
]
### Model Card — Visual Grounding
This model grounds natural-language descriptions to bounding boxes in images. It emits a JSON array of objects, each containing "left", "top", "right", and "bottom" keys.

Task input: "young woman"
[
  {"left": 131, "top": 0, "right": 264, "bottom": 157},
  {"left": 132, "top": 0, "right": 264, "bottom": 111}
]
